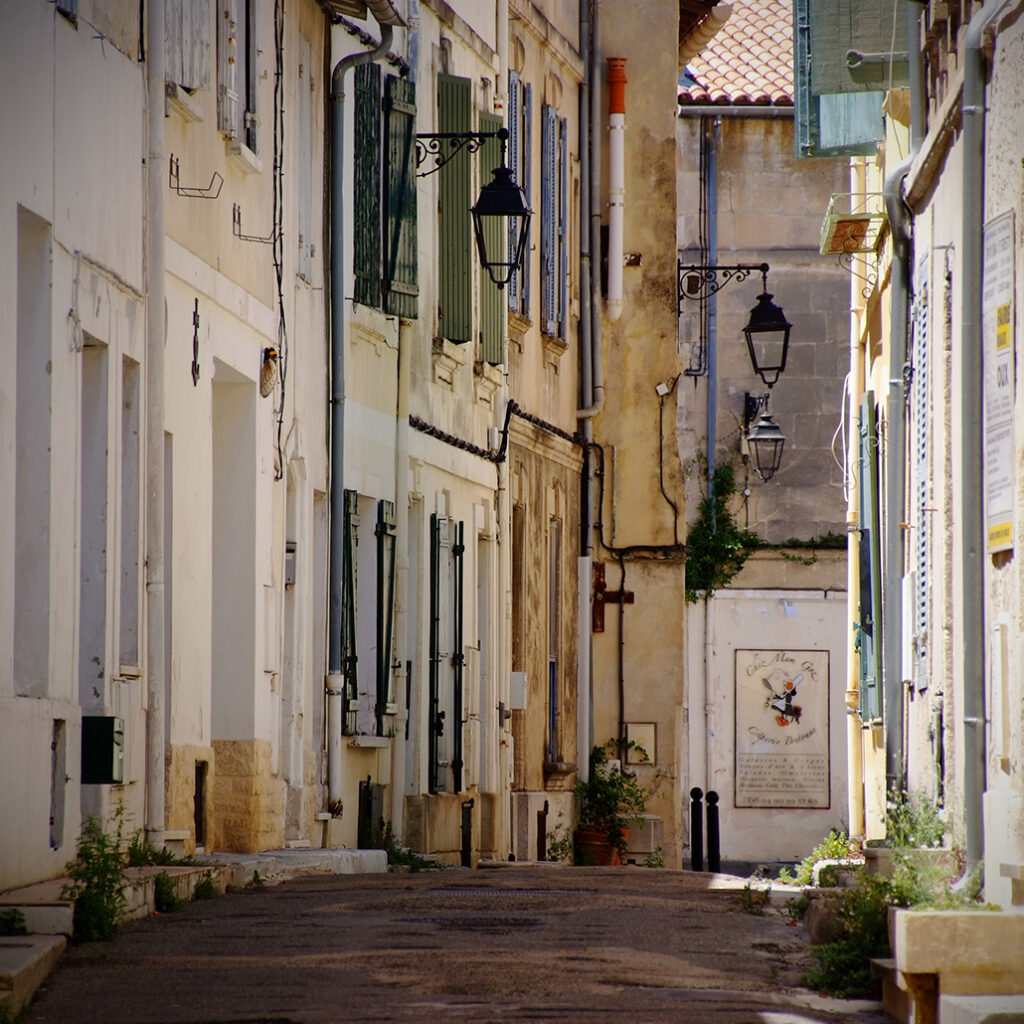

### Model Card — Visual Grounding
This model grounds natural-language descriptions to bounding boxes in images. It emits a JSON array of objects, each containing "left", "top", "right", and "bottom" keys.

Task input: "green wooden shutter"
[
  {"left": 479, "top": 112, "right": 504, "bottom": 365},
  {"left": 375, "top": 500, "right": 397, "bottom": 736},
  {"left": 438, "top": 74, "right": 472, "bottom": 342},
  {"left": 794, "top": 0, "right": 885, "bottom": 158},
  {"left": 383, "top": 75, "right": 418, "bottom": 319},
  {"left": 507, "top": 71, "right": 521, "bottom": 312},
  {"left": 342, "top": 490, "right": 360, "bottom": 734},
  {"left": 540, "top": 103, "right": 557, "bottom": 336},
  {"left": 858, "top": 394, "right": 883, "bottom": 722},
  {"left": 354, "top": 63, "right": 382, "bottom": 308}
]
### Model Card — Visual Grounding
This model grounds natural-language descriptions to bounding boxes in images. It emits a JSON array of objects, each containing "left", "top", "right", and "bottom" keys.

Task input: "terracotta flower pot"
[{"left": 574, "top": 827, "right": 628, "bottom": 866}]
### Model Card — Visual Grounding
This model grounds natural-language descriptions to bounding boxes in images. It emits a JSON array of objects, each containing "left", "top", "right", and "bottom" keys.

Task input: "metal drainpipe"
[
  {"left": 882, "top": 151, "right": 912, "bottom": 800},
  {"left": 326, "top": 22, "right": 394, "bottom": 812},
  {"left": 960, "top": 0, "right": 1019, "bottom": 874},
  {"left": 145, "top": 0, "right": 167, "bottom": 851},
  {"left": 606, "top": 57, "right": 626, "bottom": 323}
]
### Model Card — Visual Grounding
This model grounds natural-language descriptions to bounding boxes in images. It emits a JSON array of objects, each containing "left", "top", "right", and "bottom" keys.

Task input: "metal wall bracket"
[
  {"left": 169, "top": 155, "right": 223, "bottom": 199},
  {"left": 232, "top": 203, "right": 278, "bottom": 244},
  {"left": 415, "top": 128, "right": 508, "bottom": 178}
]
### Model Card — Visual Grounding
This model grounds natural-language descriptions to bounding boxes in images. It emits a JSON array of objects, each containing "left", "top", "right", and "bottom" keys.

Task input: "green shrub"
[
  {"left": 0, "top": 909, "right": 29, "bottom": 936},
  {"left": 127, "top": 829, "right": 179, "bottom": 867},
  {"left": 192, "top": 870, "right": 218, "bottom": 901},
  {"left": 886, "top": 791, "right": 945, "bottom": 849},
  {"left": 61, "top": 813, "right": 129, "bottom": 942},
  {"left": 775, "top": 828, "right": 851, "bottom": 887},
  {"left": 153, "top": 871, "right": 184, "bottom": 913}
]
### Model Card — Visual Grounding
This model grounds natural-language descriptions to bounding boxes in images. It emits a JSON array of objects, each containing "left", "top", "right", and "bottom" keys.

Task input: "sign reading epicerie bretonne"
[{"left": 734, "top": 649, "right": 830, "bottom": 809}]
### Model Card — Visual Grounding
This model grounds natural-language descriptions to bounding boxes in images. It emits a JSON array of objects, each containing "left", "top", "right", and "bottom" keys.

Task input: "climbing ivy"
[{"left": 685, "top": 463, "right": 763, "bottom": 602}]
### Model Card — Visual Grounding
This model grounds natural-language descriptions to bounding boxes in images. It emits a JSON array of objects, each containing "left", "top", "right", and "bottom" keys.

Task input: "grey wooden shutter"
[
  {"left": 558, "top": 117, "right": 568, "bottom": 341},
  {"left": 354, "top": 63, "right": 382, "bottom": 309},
  {"left": 383, "top": 75, "right": 418, "bottom": 319},
  {"left": 809, "top": 0, "right": 908, "bottom": 95},
  {"left": 452, "top": 521, "right": 465, "bottom": 793},
  {"left": 342, "top": 490, "right": 360, "bottom": 734},
  {"left": 242, "top": 0, "right": 258, "bottom": 153},
  {"left": 507, "top": 71, "right": 521, "bottom": 311},
  {"left": 166, "top": 0, "right": 211, "bottom": 91},
  {"left": 520, "top": 81, "right": 533, "bottom": 317},
  {"left": 438, "top": 74, "right": 472, "bottom": 342},
  {"left": 540, "top": 103, "right": 557, "bottom": 336},
  {"left": 858, "top": 395, "right": 882, "bottom": 722},
  {"left": 479, "top": 112, "right": 504, "bottom": 364},
  {"left": 375, "top": 501, "right": 397, "bottom": 735},
  {"left": 217, "top": 1, "right": 239, "bottom": 136}
]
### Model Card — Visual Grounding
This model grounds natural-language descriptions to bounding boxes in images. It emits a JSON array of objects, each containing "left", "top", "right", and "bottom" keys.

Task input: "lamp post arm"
[{"left": 416, "top": 128, "right": 509, "bottom": 177}]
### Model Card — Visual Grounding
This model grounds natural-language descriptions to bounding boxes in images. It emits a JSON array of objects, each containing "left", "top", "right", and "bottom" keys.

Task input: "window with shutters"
[
  {"left": 910, "top": 256, "right": 931, "bottom": 690},
  {"left": 297, "top": 35, "right": 313, "bottom": 282},
  {"left": 793, "top": 0, "right": 888, "bottom": 159},
  {"left": 438, "top": 74, "right": 473, "bottom": 342},
  {"left": 507, "top": 71, "right": 532, "bottom": 319},
  {"left": 857, "top": 394, "right": 883, "bottom": 722},
  {"left": 353, "top": 70, "right": 419, "bottom": 316},
  {"left": 344, "top": 492, "right": 399, "bottom": 737},
  {"left": 217, "top": 0, "right": 259, "bottom": 154},
  {"left": 429, "top": 514, "right": 466, "bottom": 793},
  {"left": 540, "top": 106, "right": 569, "bottom": 340},
  {"left": 546, "top": 519, "right": 562, "bottom": 763}
]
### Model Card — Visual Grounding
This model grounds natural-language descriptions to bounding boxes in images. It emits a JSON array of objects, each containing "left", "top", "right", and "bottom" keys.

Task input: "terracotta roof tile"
[{"left": 679, "top": 0, "right": 793, "bottom": 108}]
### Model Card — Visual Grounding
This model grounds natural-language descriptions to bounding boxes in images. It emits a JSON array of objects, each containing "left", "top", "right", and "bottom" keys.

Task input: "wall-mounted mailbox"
[
  {"left": 81, "top": 716, "right": 125, "bottom": 784},
  {"left": 285, "top": 541, "right": 297, "bottom": 587}
]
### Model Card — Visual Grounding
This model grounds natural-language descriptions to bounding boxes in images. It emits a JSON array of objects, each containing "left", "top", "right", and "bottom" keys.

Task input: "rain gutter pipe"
[
  {"left": 881, "top": 0, "right": 924, "bottom": 804},
  {"left": 606, "top": 57, "right": 626, "bottom": 323},
  {"left": 327, "top": 19, "right": 395, "bottom": 811},
  {"left": 960, "top": 0, "right": 1019, "bottom": 874},
  {"left": 576, "top": 0, "right": 596, "bottom": 782},
  {"left": 676, "top": 106, "right": 792, "bottom": 119},
  {"left": 145, "top": 0, "right": 167, "bottom": 851}
]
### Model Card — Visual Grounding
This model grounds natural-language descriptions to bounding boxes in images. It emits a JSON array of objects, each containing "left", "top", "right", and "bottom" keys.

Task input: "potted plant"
[{"left": 574, "top": 741, "right": 649, "bottom": 865}]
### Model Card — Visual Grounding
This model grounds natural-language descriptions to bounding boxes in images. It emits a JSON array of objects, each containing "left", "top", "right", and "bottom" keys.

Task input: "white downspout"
[
  {"left": 145, "top": 0, "right": 167, "bottom": 851},
  {"left": 606, "top": 57, "right": 626, "bottom": 323}
]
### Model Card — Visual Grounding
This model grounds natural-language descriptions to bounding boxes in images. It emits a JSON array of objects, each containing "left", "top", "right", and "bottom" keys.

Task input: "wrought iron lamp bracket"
[
  {"left": 743, "top": 391, "right": 770, "bottom": 429},
  {"left": 415, "top": 128, "right": 509, "bottom": 178},
  {"left": 677, "top": 261, "right": 769, "bottom": 310}
]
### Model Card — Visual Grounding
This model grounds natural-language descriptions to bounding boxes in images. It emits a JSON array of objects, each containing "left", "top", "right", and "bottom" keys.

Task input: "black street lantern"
[
  {"left": 742, "top": 291, "right": 792, "bottom": 388},
  {"left": 472, "top": 163, "right": 531, "bottom": 289},
  {"left": 416, "top": 127, "right": 531, "bottom": 289},
  {"left": 747, "top": 410, "right": 786, "bottom": 482}
]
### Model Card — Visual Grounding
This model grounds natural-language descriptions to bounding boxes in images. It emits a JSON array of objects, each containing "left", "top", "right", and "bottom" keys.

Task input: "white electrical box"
[{"left": 509, "top": 671, "right": 527, "bottom": 710}]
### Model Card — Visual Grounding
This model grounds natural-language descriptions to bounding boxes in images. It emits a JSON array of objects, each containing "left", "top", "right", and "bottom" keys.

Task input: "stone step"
[
  {"left": 940, "top": 995, "right": 1024, "bottom": 1024},
  {"left": 0, "top": 935, "right": 67, "bottom": 1013}
]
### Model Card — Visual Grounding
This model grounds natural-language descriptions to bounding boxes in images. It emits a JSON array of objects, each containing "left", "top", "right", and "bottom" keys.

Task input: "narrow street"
[{"left": 29, "top": 866, "right": 888, "bottom": 1024}]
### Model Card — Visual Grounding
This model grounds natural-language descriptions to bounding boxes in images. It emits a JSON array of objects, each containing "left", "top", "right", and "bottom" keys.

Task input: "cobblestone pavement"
[{"left": 30, "top": 865, "right": 891, "bottom": 1024}]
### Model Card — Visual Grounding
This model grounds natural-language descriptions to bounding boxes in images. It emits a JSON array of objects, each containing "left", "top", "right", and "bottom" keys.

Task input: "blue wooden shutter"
[
  {"left": 520, "top": 82, "right": 533, "bottom": 317},
  {"left": 858, "top": 394, "right": 883, "bottom": 722},
  {"left": 375, "top": 500, "right": 397, "bottom": 736},
  {"left": 479, "top": 112, "right": 505, "bottom": 364},
  {"left": 911, "top": 256, "right": 931, "bottom": 690},
  {"left": 354, "top": 63, "right": 382, "bottom": 308},
  {"left": 342, "top": 490, "right": 360, "bottom": 734},
  {"left": 384, "top": 75, "right": 418, "bottom": 319},
  {"left": 793, "top": 0, "right": 884, "bottom": 159},
  {"left": 438, "top": 74, "right": 472, "bottom": 342},
  {"left": 507, "top": 71, "right": 521, "bottom": 312},
  {"left": 540, "top": 103, "right": 557, "bottom": 336},
  {"left": 558, "top": 117, "right": 568, "bottom": 341}
]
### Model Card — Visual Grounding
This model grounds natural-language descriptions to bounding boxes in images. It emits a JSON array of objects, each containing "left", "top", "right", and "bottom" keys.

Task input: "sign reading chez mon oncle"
[{"left": 734, "top": 649, "right": 830, "bottom": 809}]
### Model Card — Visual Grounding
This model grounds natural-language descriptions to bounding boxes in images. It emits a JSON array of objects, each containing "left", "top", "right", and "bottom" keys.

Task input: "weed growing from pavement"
[
  {"left": 545, "top": 816, "right": 574, "bottom": 863},
  {"left": 61, "top": 808, "right": 130, "bottom": 941},
  {"left": 375, "top": 823, "right": 440, "bottom": 872},
  {"left": 0, "top": 1000, "right": 32, "bottom": 1024},
  {"left": 738, "top": 882, "right": 771, "bottom": 915},
  {"left": 127, "top": 829, "right": 181, "bottom": 867}
]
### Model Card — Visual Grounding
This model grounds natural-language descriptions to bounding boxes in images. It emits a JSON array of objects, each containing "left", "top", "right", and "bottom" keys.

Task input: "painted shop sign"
[
  {"left": 983, "top": 210, "right": 1015, "bottom": 554},
  {"left": 734, "top": 649, "right": 830, "bottom": 808}
]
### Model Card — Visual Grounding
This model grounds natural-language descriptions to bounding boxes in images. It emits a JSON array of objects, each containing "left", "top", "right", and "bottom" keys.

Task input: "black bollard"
[
  {"left": 689, "top": 787, "right": 704, "bottom": 871},
  {"left": 705, "top": 790, "right": 720, "bottom": 873},
  {"left": 461, "top": 798, "right": 475, "bottom": 868}
]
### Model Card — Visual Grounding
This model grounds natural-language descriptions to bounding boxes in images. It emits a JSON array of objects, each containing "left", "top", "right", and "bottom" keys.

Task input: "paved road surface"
[{"left": 30, "top": 866, "right": 890, "bottom": 1023}]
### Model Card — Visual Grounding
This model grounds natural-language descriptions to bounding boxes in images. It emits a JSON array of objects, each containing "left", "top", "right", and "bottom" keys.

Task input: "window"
[
  {"left": 438, "top": 74, "right": 472, "bottom": 341},
  {"left": 217, "top": 0, "right": 258, "bottom": 153},
  {"left": 167, "top": 0, "right": 211, "bottom": 93},
  {"left": 353, "top": 68, "right": 419, "bottom": 316},
  {"left": 342, "top": 492, "right": 398, "bottom": 736},
  {"left": 547, "top": 519, "right": 561, "bottom": 762},
  {"left": 507, "top": 72, "right": 532, "bottom": 317},
  {"left": 540, "top": 104, "right": 568, "bottom": 339}
]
